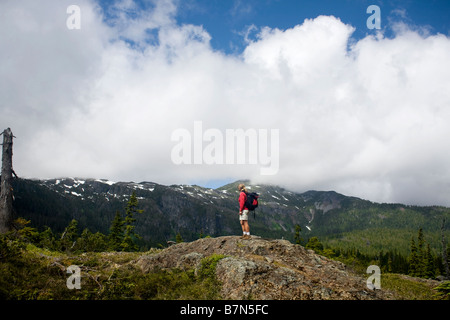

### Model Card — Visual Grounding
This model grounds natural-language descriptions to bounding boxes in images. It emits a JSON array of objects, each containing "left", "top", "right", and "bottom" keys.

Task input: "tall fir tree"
[
  {"left": 294, "top": 224, "right": 303, "bottom": 245},
  {"left": 409, "top": 237, "right": 419, "bottom": 277},
  {"left": 417, "top": 228, "right": 426, "bottom": 277},
  {"left": 409, "top": 228, "right": 437, "bottom": 278},
  {"left": 424, "top": 244, "right": 435, "bottom": 278},
  {"left": 121, "top": 191, "right": 143, "bottom": 251},
  {"left": 109, "top": 210, "right": 125, "bottom": 251}
]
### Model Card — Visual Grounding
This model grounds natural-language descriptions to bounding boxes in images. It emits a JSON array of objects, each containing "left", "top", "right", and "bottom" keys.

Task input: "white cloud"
[
  {"left": 102, "top": 0, "right": 177, "bottom": 45},
  {"left": 1, "top": 0, "right": 450, "bottom": 206}
]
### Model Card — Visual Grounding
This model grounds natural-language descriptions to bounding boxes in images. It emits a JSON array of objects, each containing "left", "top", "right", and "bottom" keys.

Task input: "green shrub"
[{"left": 434, "top": 281, "right": 450, "bottom": 300}]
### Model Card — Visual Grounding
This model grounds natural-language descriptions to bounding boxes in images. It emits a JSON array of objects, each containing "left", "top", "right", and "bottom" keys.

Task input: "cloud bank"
[{"left": 1, "top": 0, "right": 450, "bottom": 206}]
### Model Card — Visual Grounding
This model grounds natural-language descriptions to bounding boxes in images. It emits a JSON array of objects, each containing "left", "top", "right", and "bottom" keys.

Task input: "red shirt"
[{"left": 239, "top": 191, "right": 248, "bottom": 211}]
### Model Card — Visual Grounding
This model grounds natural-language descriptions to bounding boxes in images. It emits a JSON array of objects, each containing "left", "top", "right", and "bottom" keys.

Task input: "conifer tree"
[
  {"left": 294, "top": 224, "right": 303, "bottom": 245},
  {"left": 80, "top": 229, "right": 108, "bottom": 252},
  {"left": 387, "top": 255, "right": 393, "bottom": 273},
  {"left": 121, "top": 191, "right": 143, "bottom": 251},
  {"left": 417, "top": 228, "right": 426, "bottom": 277},
  {"left": 409, "top": 237, "right": 419, "bottom": 277},
  {"left": 109, "top": 210, "right": 124, "bottom": 251},
  {"left": 305, "top": 237, "right": 324, "bottom": 254},
  {"left": 39, "top": 226, "right": 57, "bottom": 250},
  {"left": 424, "top": 244, "right": 435, "bottom": 278},
  {"left": 60, "top": 219, "right": 79, "bottom": 252},
  {"left": 409, "top": 228, "right": 437, "bottom": 278}
]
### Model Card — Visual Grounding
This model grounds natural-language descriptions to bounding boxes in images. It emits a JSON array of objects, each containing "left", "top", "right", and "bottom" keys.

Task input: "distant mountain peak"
[{"left": 12, "top": 177, "right": 449, "bottom": 256}]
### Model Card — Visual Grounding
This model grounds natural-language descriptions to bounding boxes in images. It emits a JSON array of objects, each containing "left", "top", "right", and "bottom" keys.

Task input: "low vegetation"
[
  {"left": 1, "top": 224, "right": 449, "bottom": 300},
  {"left": 1, "top": 191, "right": 448, "bottom": 300},
  {"left": 0, "top": 232, "right": 225, "bottom": 300}
]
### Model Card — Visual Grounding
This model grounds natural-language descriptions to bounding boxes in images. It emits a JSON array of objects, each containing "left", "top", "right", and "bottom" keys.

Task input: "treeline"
[
  {"left": 408, "top": 228, "right": 443, "bottom": 279},
  {"left": 6, "top": 191, "right": 144, "bottom": 253},
  {"left": 301, "top": 235, "right": 409, "bottom": 274},
  {"left": 310, "top": 204, "right": 449, "bottom": 254},
  {"left": 296, "top": 225, "right": 449, "bottom": 279}
]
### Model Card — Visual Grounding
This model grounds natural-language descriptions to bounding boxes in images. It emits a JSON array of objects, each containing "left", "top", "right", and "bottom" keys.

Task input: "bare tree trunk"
[{"left": 0, "top": 128, "right": 14, "bottom": 233}]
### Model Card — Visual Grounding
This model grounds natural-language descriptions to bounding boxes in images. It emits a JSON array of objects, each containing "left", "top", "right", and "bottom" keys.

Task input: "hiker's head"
[{"left": 238, "top": 184, "right": 247, "bottom": 193}]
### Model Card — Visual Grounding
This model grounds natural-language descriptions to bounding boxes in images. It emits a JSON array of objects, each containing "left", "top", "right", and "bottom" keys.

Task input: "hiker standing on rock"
[{"left": 238, "top": 184, "right": 251, "bottom": 240}]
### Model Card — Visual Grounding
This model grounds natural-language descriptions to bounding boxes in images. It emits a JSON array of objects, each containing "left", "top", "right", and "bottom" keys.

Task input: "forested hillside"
[
  {"left": 11, "top": 178, "right": 448, "bottom": 251},
  {"left": 1, "top": 177, "right": 449, "bottom": 300}
]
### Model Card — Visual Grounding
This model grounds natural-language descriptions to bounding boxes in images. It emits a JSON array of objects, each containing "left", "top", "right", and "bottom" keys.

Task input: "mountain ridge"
[{"left": 11, "top": 177, "right": 450, "bottom": 255}]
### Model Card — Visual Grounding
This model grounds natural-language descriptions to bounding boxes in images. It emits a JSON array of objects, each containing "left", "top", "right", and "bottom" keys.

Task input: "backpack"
[{"left": 245, "top": 192, "right": 259, "bottom": 211}]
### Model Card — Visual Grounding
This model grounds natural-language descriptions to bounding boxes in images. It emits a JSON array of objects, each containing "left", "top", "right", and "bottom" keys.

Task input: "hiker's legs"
[
  {"left": 240, "top": 220, "right": 246, "bottom": 233},
  {"left": 239, "top": 210, "right": 250, "bottom": 238},
  {"left": 243, "top": 220, "right": 249, "bottom": 233},
  {"left": 240, "top": 220, "right": 249, "bottom": 233},
  {"left": 243, "top": 220, "right": 250, "bottom": 239}
]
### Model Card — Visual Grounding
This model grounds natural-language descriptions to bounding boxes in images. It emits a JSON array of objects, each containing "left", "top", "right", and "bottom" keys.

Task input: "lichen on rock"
[{"left": 135, "top": 235, "right": 393, "bottom": 300}]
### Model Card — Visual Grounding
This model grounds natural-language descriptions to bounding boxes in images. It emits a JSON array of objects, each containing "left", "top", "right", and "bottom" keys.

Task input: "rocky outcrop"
[{"left": 135, "top": 236, "right": 393, "bottom": 300}]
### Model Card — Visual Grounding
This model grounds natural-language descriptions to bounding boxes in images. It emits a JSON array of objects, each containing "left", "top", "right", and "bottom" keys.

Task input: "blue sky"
[{"left": 98, "top": 0, "right": 450, "bottom": 54}]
